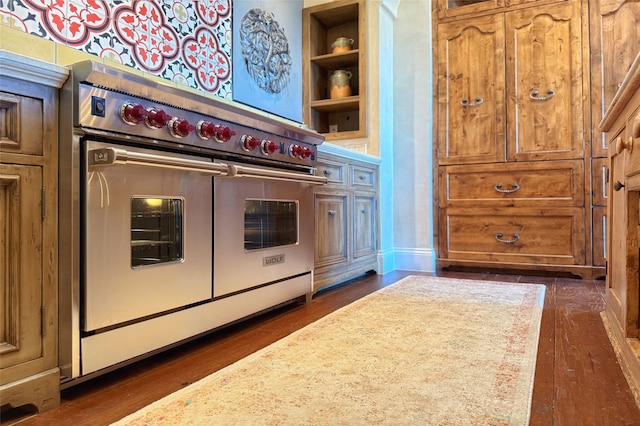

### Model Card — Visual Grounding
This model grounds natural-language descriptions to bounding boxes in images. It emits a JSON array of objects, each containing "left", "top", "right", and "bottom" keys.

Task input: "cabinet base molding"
[
  {"left": 313, "top": 261, "right": 377, "bottom": 294},
  {"left": 602, "top": 309, "right": 640, "bottom": 409},
  {"left": 437, "top": 259, "right": 605, "bottom": 280},
  {"left": 0, "top": 368, "right": 60, "bottom": 413}
]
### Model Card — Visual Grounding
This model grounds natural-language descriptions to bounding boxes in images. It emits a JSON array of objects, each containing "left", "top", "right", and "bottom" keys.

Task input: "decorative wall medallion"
[
  {"left": 232, "top": 1, "right": 303, "bottom": 123},
  {"left": 239, "top": 8, "right": 291, "bottom": 94}
]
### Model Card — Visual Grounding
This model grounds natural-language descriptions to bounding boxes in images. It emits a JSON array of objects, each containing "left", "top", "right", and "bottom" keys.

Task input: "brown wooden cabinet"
[
  {"left": 600, "top": 52, "right": 640, "bottom": 409},
  {"left": 303, "top": 0, "right": 366, "bottom": 141},
  {"left": 589, "top": 0, "right": 640, "bottom": 270},
  {"left": 437, "top": 1, "right": 584, "bottom": 165},
  {"left": 590, "top": 0, "right": 640, "bottom": 159},
  {"left": 0, "top": 51, "right": 67, "bottom": 414},
  {"left": 313, "top": 150, "right": 378, "bottom": 293},
  {"left": 434, "top": 0, "right": 599, "bottom": 277}
]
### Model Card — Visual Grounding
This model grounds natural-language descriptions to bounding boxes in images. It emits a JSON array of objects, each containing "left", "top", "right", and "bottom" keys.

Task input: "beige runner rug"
[{"left": 112, "top": 275, "right": 545, "bottom": 425}]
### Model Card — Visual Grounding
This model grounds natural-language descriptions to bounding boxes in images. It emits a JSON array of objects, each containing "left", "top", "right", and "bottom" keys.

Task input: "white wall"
[
  {"left": 392, "top": 0, "right": 435, "bottom": 271},
  {"left": 304, "top": 0, "right": 436, "bottom": 273}
]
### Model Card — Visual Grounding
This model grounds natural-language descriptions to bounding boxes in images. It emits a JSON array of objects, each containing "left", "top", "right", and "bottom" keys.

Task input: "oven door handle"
[
  {"left": 88, "top": 147, "right": 230, "bottom": 176},
  {"left": 229, "top": 164, "right": 328, "bottom": 185}
]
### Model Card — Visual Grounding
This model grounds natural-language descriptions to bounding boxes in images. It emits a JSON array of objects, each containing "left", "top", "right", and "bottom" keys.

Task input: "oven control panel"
[{"left": 79, "top": 84, "right": 318, "bottom": 168}]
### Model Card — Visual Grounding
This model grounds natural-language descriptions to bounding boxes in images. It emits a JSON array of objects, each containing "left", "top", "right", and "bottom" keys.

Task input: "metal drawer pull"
[
  {"left": 495, "top": 232, "right": 520, "bottom": 244},
  {"left": 358, "top": 175, "right": 367, "bottom": 180},
  {"left": 494, "top": 182, "right": 520, "bottom": 193},
  {"left": 460, "top": 97, "right": 484, "bottom": 107},
  {"left": 323, "top": 170, "right": 332, "bottom": 176},
  {"left": 529, "top": 89, "right": 555, "bottom": 101},
  {"left": 328, "top": 210, "right": 337, "bottom": 216}
]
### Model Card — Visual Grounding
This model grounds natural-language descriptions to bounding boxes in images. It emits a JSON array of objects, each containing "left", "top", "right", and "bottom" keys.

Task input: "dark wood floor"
[{"left": 3, "top": 270, "right": 640, "bottom": 425}]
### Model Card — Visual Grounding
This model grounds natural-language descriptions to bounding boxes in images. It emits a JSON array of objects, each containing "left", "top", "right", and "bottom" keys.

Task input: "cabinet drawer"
[
  {"left": 316, "top": 159, "right": 346, "bottom": 185},
  {"left": 440, "top": 207, "right": 585, "bottom": 265},
  {"left": 351, "top": 165, "right": 376, "bottom": 188},
  {"left": 0, "top": 92, "right": 43, "bottom": 156},
  {"left": 440, "top": 160, "right": 584, "bottom": 207}
]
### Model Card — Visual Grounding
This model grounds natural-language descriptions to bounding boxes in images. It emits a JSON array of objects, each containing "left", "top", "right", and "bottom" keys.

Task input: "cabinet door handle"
[
  {"left": 327, "top": 209, "right": 337, "bottom": 216},
  {"left": 529, "top": 89, "right": 555, "bottom": 101},
  {"left": 460, "top": 97, "right": 484, "bottom": 107},
  {"left": 494, "top": 182, "right": 520, "bottom": 193},
  {"left": 323, "top": 170, "right": 332, "bottom": 176},
  {"left": 615, "top": 136, "right": 633, "bottom": 154},
  {"left": 613, "top": 181, "right": 625, "bottom": 192},
  {"left": 495, "top": 232, "right": 520, "bottom": 244}
]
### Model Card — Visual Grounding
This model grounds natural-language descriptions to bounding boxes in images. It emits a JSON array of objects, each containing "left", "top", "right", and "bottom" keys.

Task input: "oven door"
[
  {"left": 213, "top": 163, "right": 326, "bottom": 297},
  {"left": 83, "top": 140, "right": 222, "bottom": 332}
]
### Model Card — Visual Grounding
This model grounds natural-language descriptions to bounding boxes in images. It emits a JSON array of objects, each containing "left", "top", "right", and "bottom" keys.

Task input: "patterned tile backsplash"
[{"left": 1, "top": 0, "right": 232, "bottom": 99}]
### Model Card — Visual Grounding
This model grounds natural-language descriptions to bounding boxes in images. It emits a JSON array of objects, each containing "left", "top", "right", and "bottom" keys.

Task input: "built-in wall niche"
[{"left": 303, "top": 0, "right": 366, "bottom": 141}]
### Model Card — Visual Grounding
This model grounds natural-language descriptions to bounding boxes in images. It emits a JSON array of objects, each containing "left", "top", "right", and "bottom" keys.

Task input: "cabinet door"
[
  {"left": 506, "top": 2, "right": 584, "bottom": 162},
  {"left": 591, "top": 0, "right": 640, "bottom": 158},
  {"left": 0, "top": 165, "right": 43, "bottom": 383},
  {"left": 315, "top": 193, "right": 348, "bottom": 267},
  {"left": 607, "top": 129, "right": 628, "bottom": 327},
  {"left": 353, "top": 194, "right": 376, "bottom": 258},
  {"left": 437, "top": 14, "right": 506, "bottom": 165},
  {"left": 592, "top": 206, "right": 606, "bottom": 267}
]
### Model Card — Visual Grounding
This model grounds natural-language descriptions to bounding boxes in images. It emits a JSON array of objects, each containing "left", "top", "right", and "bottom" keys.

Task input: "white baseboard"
[
  {"left": 377, "top": 248, "right": 396, "bottom": 274},
  {"left": 392, "top": 248, "right": 436, "bottom": 272}
]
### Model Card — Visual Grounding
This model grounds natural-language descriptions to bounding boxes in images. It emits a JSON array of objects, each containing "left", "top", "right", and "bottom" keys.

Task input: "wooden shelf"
[
  {"left": 310, "top": 50, "right": 359, "bottom": 69},
  {"left": 310, "top": 96, "right": 360, "bottom": 113}
]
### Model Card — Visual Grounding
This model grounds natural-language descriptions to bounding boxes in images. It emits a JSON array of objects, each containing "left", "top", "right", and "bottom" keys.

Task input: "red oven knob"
[
  {"left": 300, "top": 146, "right": 313, "bottom": 159},
  {"left": 120, "top": 102, "right": 149, "bottom": 125},
  {"left": 289, "top": 144, "right": 303, "bottom": 158},
  {"left": 146, "top": 107, "right": 172, "bottom": 129},
  {"left": 214, "top": 125, "right": 236, "bottom": 142},
  {"left": 262, "top": 140, "right": 279, "bottom": 155},
  {"left": 169, "top": 117, "right": 195, "bottom": 138},
  {"left": 241, "top": 135, "right": 261, "bottom": 151},
  {"left": 197, "top": 120, "right": 216, "bottom": 140}
]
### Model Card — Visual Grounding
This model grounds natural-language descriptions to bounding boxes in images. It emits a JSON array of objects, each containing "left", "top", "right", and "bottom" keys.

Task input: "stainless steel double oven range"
[{"left": 58, "top": 61, "right": 326, "bottom": 385}]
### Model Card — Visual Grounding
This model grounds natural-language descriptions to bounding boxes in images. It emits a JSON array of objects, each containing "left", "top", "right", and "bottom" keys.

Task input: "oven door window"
[
  {"left": 244, "top": 199, "right": 298, "bottom": 250},
  {"left": 131, "top": 197, "right": 184, "bottom": 267}
]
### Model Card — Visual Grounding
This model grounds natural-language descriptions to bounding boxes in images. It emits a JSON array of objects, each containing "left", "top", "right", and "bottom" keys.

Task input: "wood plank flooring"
[{"left": 3, "top": 270, "right": 640, "bottom": 425}]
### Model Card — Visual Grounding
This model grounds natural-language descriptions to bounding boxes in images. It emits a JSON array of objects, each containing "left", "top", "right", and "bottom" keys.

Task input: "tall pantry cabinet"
[{"left": 433, "top": 0, "right": 600, "bottom": 278}]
